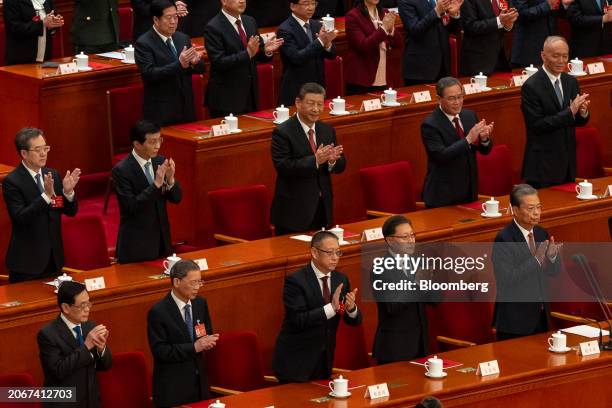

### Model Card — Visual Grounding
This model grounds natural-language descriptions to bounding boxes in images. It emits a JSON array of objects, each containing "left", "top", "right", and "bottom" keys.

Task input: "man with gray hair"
[
  {"left": 147, "top": 259, "right": 218, "bottom": 407},
  {"left": 521, "top": 35, "right": 590, "bottom": 189},
  {"left": 420, "top": 76, "right": 494, "bottom": 208},
  {"left": 492, "top": 183, "right": 561, "bottom": 340}
]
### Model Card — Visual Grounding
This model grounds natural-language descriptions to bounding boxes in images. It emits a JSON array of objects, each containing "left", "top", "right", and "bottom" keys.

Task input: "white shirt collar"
[
  {"left": 60, "top": 313, "right": 80, "bottom": 337},
  {"left": 513, "top": 219, "right": 533, "bottom": 242},
  {"left": 439, "top": 106, "right": 461, "bottom": 127},
  {"left": 296, "top": 113, "right": 316, "bottom": 138},
  {"left": 22, "top": 161, "right": 42, "bottom": 180},
  {"left": 542, "top": 65, "right": 562, "bottom": 83},
  {"left": 311, "top": 261, "right": 332, "bottom": 279},
  {"left": 170, "top": 290, "right": 192, "bottom": 316},
  {"left": 153, "top": 25, "right": 171, "bottom": 44},
  {"left": 132, "top": 149, "right": 152, "bottom": 170},
  {"left": 292, "top": 13, "right": 309, "bottom": 27},
  {"left": 221, "top": 8, "right": 241, "bottom": 26}
]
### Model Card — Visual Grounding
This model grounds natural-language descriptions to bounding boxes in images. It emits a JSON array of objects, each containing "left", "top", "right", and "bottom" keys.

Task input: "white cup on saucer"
[
  {"left": 425, "top": 355, "right": 444, "bottom": 377},
  {"left": 221, "top": 114, "right": 239, "bottom": 132},
  {"left": 328, "top": 375, "right": 348, "bottom": 396},
  {"left": 54, "top": 273, "right": 73, "bottom": 291},
  {"left": 568, "top": 58, "right": 584, "bottom": 75},
  {"left": 329, "top": 96, "right": 345, "bottom": 114},
  {"left": 123, "top": 45, "right": 135, "bottom": 63},
  {"left": 576, "top": 180, "right": 593, "bottom": 198},
  {"left": 163, "top": 253, "right": 182, "bottom": 273},
  {"left": 329, "top": 225, "right": 344, "bottom": 242},
  {"left": 72, "top": 52, "right": 89, "bottom": 70},
  {"left": 522, "top": 64, "right": 538, "bottom": 77},
  {"left": 548, "top": 331, "right": 567, "bottom": 351},
  {"left": 208, "top": 400, "right": 225, "bottom": 408},
  {"left": 273, "top": 105, "right": 289, "bottom": 123},
  {"left": 380, "top": 88, "right": 397, "bottom": 105},
  {"left": 481, "top": 197, "right": 499, "bottom": 216},
  {"left": 470, "top": 72, "right": 488, "bottom": 89}
]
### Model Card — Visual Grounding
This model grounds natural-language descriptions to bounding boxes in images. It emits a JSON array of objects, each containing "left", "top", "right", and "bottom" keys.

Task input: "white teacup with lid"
[
  {"left": 163, "top": 253, "right": 182, "bottom": 274},
  {"left": 123, "top": 44, "right": 135, "bottom": 63},
  {"left": 208, "top": 400, "right": 225, "bottom": 408},
  {"left": 482, "top": 197, "right": 500, "bottom": 216},
  {"left": 380, "top": 87, "right": 398, "bottom": 105},
  {"left": 273, "top": 105, "right": 289, "bottom": 123},
  {"left": 470, "top": 72, "right": 488, "bottom": 89},
  {"left": 322, "top": 14, "right": 335, "bottom": 31},
  {"left": 328, "top": 375, "right": 348, "bottom": 396},
  {"left": 576, "top": 179, "right": 593, "bottom": 198},
  {"left": 329, "top": 96, "right": 346, "bottom": 114}
]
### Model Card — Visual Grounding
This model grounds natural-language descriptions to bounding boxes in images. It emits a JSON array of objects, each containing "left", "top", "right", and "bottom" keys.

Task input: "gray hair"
[
  {"left": 510, "top": 184, "right": 538, "bottom": 207},
  {"left": 15, "top": 127, "right": 44, "bottom": 154},
  {"left": 297, "top": 82, "right": 326, "bottom": 100},
  {"left": 543, "top": 36, "right": 568, "bottom": 51},
  {"left": 170, "top": 259, "right": 200, "bottom": 281},
  {"left": 436, "top": 77, "right": 462, "bottom": 97}
]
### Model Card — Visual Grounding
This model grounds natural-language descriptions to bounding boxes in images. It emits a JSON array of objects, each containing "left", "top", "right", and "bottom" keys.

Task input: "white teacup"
[
  {"left": 576, "top": 180, "right": 593, "bottom": 198},
  {"left": 328, "top": 375, "right": 348, "bottom": 396},
  {"left": 425, "top": 355, "right": 444, "bottom": 377},
  {"left": 54, "top": 273, "right": 73, "bottom": 289},
  {"left": 568, "top": 58, "right": 584, "bottom": 74},
  {"left": 482, "top": 197, "right": 499, "bottom": 215},
  {"left": 72, "top": 52, "right": 89, "bottom": 69},
  {"left": 208, "top": 400, "right": 225, "bottom": 408},
  {"left": 330, "top": 225, "right": 344, "bottom": 242},
  {"left": 322, "top": 14, "right": 335, "bottom": 31},
  {"left": 380, "top": 88, "right": 397, "bottom": 105},
  {"left": 273, "top": 105, "right": 289, "bottom": 123},
  {"left": 163, "top": 253, "right": 182, "bottom": 273},
  {"left": 329, "top": 96, "right": 345, "bottom": 114},
  {"left": 470, "top": 72, "right": 488, "bottom": 89},
  {"left": 522, "top": 64, "right": 538, "bottom": 77},
  {"left": 221, "top": 114, "right": 239, "bottom": 131},
  {"left": 123, "top": 45, "right": 135, "bottom": 63},
  {"left": 548, "top": 330, "right": 567, "bottom": 350}
]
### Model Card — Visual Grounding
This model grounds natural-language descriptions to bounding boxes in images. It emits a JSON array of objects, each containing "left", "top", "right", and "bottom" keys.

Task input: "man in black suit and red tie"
[
  {"left": 272, "top": 230, "right": 362, "bottom": 382},
  {"left": 135, "top": 0, "right": 205, "bottom": 126},
  {"left": 521, "top": 36, "right": 590, "bottom": 189},
  {"left": 567, "top": 0, "right": 612, "bottom": 58},
  {"left": 204, "top": 0, "right": 283, "bottom": 118},
  {"left": 148, "top": 259, "right": 218, "bottom": 407},
  {"left": 492, "top": 184, "right": 561, "bottom": 340},
  {"left": 270, "top": 82, "right": 346, "bottom": 235},
  {"left": 3, "top": 128, "right": 80, "bottom": 283},
  {"left": 421, "top": 77, "right": 494, "bottom": 208}
]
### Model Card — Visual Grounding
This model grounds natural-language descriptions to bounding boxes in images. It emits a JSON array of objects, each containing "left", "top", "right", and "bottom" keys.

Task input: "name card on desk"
[
  {"left": 361, "top": 98, "right": 382, "bottom": 112},
  {"left": 362, "top": 227, "right": 384, "bottom": 242},
  {"left": 602, "top": 185, "right": 612, "bottom": 197},
  {"left": 194, "top": 258, "right": 209, "bottom": 271},
  {"left": 410, "top": 90, "right": 432, "bottom": 103},
  {"left": 57, "top": 62, "right": 78, "bottom": 75},
  {"left": 211, "top": 124, "right": 230, "bottom": 136},
  {"left": 579, "top": 340, "right": 600, "bottom": 356},
  {"left": 85, "top": 277, "right": 106, "bottom": 291},
  {"left": 476, "top": 360, "right": 499, "bottom": 376},
  {"left": 587, "top": 62, "right": 605, "bottom": 75},
  {"left": 512, "top": 74, "right": 529, "bottom": 87},
  {"left": 463, "top": 83, "right": 481, "bottom": 95},
  {"left": 364, "top": 383, "right": 389, "bottom": 399}
]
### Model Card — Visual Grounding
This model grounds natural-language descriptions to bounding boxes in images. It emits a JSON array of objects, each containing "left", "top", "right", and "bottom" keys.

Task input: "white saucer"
[
  {"left": 329, "top": 391, "right": 351, "bottom": 398},
  {"left": 481, "top": 212, "right": 502, "bottom": 218},
  {"left": 576, "top": 194, "right": 597, "bottom": 200},
  {"left": 273, "top": 119, "right": 288, "bottom": 125},
  {"left": 78, "top": 66, "right": 93, "bottom": 71},
  {"left": 382, "top": 101, "right": 401, "bottom": 107},
  {"left": 121, "top": 60, "right": 136, "bottom": 64},
  {"left": 425, "top": 371, "right": 447, "bottom": 379},
  {"left": 329, "top": 110, "right": 350, "bottom": 116},
  {"left": 229, "top": 128, "right": 243, "bottom": 133},
  {"left": 548, "top": 346, "right": 571, "bottom": 353},
  {"left": 569, "top": 71, "right": 587, "bottom": 77},
  {"left": 480, "top": 86, "right": 492, "bottom": 91}
]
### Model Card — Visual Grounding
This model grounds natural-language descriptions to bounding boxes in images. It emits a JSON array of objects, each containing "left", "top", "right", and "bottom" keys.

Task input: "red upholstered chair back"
[
  {"left": 118, "top": 7, "right": 134, "bottom": 43},
  {"left": 106, "top": 84, "right": 144, "bottom": 158},
  {"left": 62, "top": 215, "right": 111, "bottom": 270},
  {"left": 98, "top": 351, "right": 151, "bottom": 408},
  {"left": 0, "top": 372, "right": 40, "bottom": 407},
  {"left": 325, "top": 56, "right": 345, "bottom": 97},
  {"left": 192, "top": 74, "right": 206, "bottom": 120},
  {"left": 257, "top": 63, "right": 275, "bottom": 110},
  {"left": 0, "top": 22, "right": 5, "bottom": 66},
  {"left": 206, "top": 331, "right": 268, "bottom": 392},
  {"left": 477, "top": 144, "right": 514, "bottom": 197},
  {"left": 359, "top": 161, "right": 417, "bottom": 214},
  {"left": 575, "top": 127, "right": 605, "bottom": 179},
  {"left": 333, "top": 320, "right": 370, "bottom": 370},
  {"left": 449, "top": 35, "right": 458, "bottom": 77},
  {"left": 208, "top": 184, "right": 272, "bottom": 241}
]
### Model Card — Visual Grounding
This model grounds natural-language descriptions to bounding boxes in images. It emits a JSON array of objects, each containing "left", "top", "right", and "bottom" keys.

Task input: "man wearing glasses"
[
  {"left": 421, "top": 76, "right": 494, "bottom": 208},
  {"left": 3, "top": 127, "right": 80, "bottom": 283},
  {"left": 272, "top": 230, "right": 361, "bottom": 382},
  {"left": 148, "top": 260, "right": 218, "bottom": 407},
  {"left": 37, "top": 281, "right": 112, "bottom": 407},
  {"left": 113, "top": 120, "right": 182, "bottom": 264}
]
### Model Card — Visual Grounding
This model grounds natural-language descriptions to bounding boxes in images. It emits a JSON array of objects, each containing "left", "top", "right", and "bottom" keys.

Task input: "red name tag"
[
  {"left": 194, "top": 323, "right": 207, "bottom": 338},
  {"left": 51, "top": 195, "right": 64, "bottom": 208}
]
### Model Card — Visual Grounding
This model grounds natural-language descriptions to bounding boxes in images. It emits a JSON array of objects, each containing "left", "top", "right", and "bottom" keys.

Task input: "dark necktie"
[
  {"left": 527, "top": 232, "right": 537, "bottom": 256},
  {"left": 554, "top": 79, "right": 564, "bottom": 107},
  {"left": 491, "top": 0, "right": 501, "bottom": 16},
  {"left": 166, "top": 38, "right": 178, "bottom": 60},
  {"left": 320, "top": 276, "right": 331, "bottom": 303},
  {"left": 73, "top": 326, "right": 84, "bottom": 346},
  {"left": 453, "top": 117, "right": 465, "bottom": 139},
  {"left": 184, "top": 304, "right": 194, "bottom": 342},
  {"left": 35, "top": 173, "right": 44, "bottom": 193},
  {"left": 236, "top": 19, "right": 248, "bottom": 48},
  {"left": 304, "top": 22, "right": 313, "bottom": 42},
  {"left": 308, "top": 128, "right": 317, "bottom": 153}
]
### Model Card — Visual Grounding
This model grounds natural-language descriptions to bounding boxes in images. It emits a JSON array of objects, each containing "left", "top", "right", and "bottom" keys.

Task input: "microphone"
[{"left": 571, "top": 253, "right": 612, "bottom": 351}]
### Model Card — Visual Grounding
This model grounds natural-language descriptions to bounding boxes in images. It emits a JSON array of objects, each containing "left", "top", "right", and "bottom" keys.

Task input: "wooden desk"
[
  {"left": 0, "top": 164, "right": 14, "bottom": 275},
  {"left": 187, "top": 328, "right": 612, "bottom": 408},
  {"left": 1, "top": 177, "right": 611, "bottom": 385},
  {"left": 160, "top": 59, "right": 612, "bottom": 247}
]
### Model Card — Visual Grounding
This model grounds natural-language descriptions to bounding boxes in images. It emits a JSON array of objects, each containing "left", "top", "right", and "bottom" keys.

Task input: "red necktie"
[
  {"left": 491, "top": 0, "right": 501, "bottom": 16},
  {"left": 453, "top": 117, "right": 465, "bottom": 139},
  {"left": 528, "top": 232, "right": 537, "bottom": 256},
  {"left": 236, "top": 19, "right": 247, "bottom": 48},
  {"left": 321, "top": 276, "right": 331, "bottom": 303},
  {"left": 308, "top": 128, "right": 317, "bottom": 153}
]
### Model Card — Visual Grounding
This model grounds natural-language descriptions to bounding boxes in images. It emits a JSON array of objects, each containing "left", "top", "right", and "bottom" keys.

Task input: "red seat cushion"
[
  {"left": 325, "top": 56, "right": 345, "bottom": 98},
  {"left": 98, "top": 351, "right": 151, "bottom": 408},
  {"left": 107, "top": 84, "right": 144, "bottom": 157},
  {"left": 575, "top": 127, "right": 604, "bottom": 179},
  {"left": 192, "top": 74, "right": 206, "bottom": 120},
  {"left": 333, "top": 320, "right": 370, "bottom": 370},
  {"left": 118, "top": 7, "right": 134, "bottom": 43},
  {"left": 257, "top": 63, "right": 275, "bottom": 110},
  {"left": 0, "top": 373, "right": 40, "bottom": 407},
  {"left": 477, "top": 144, "right": 514, "bottom": 197},
  {"left": 359, "top": 161, "right": 417, "bottom": 214},
  {"left": 62, "top": 215, "right": 111, "bottom": 270}
]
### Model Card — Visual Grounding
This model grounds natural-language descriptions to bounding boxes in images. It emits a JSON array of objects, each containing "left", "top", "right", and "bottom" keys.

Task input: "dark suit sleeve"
[
  {"left": 130, "top": 0, "right": 151, "bottom": 17},
  {"left": 202, "top": 298, "right": 214, "bottom": 334},
  {"left": 3, "top": 0, "right": 45, "bottom": 37},
  {"left": 203, "top": 23, "right": 251, "bottom": 70},
  {"left": 165, "top": 181, "right": 182, "bottom": 204},
  {"left": 2, "top": 177, "right": 50, "bottom": 225},
  {"left": 340, "top": 276, "right": 362, "bottom": 327},
  {"left": 398, "top": 0, "right": 440, "bottom": 38},
  {"left": 461, "top": 0, "right": 499, "bottom": 35},
  {"left": 277, "top": 26, "right": 331, "bottom": 65},
  {"left": 135, "top": 37, "right": 185, "bottom": 82},
  {"left": 521, "top": 80, "right": 576, "bottom": 134},
  {"left": 271, "top": 127, "right": 319, "bottom": 177},
  {"left": 147, "top": 307, "right": 197, "bottom": 363},
  {"left": 282, "top": 274, "right": 327, "bottom": 331},
  {"left": 37, "top": 328, "right": 94, "bottom": 381},
  {"left": 95, "top": 346, "right": 112, "bottom": 371},
  {"left": 421, "top": 121, "right": 471, "bottom": 163},
  {"left": 328, "top": 127, "right": 346, "bottom": 174},
  {"left": 512, "top": 0, "right": 553, "bottom": 22},
  {"left": 112, "top": 164, "right": 165, "bottom": 215},
  {"left": 567, "top": 2, "right": 605, "bottom": 28}
]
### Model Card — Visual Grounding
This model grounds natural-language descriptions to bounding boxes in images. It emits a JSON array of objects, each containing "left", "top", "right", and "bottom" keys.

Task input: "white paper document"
[
  {"left": 95, "top": 52, "right": 125, "bottom": 60},
  {"left": 562, "top": 325, "right": 610, "bottom": 338}
]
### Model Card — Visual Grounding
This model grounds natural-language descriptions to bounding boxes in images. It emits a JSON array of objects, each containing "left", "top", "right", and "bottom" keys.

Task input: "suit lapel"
[
  {"left": 219, "top": 12, "right": 246, "bottom": 50},
  {"left": 127, "top": 153, "right": 151, "bottom": 190},
  {"left": 288, "top": 16, "right": 312, "bottom": 46},
  {"left": 560, "top": 73, "right": 573, "bottom": 108},
  {"left": 508, "top": 221, "right": 534, "bottom": 257},
  {"left": 435, "top": 107, "right": 460, "bottom": 142},
  {"left": 291, "top": 116, "right": 315, "bottom": 156},
  {"left": 54, "top": 316, "right": 80, "bottom": 349},
  {"left": 164, "top": 292, "right": 192, "bottom": 342},
  {"left": 305, "top": 264, "right": 326, "bottom": 306},
  {"left": 538, "top": 70, "right": 563, "bottom": 110},
  {"left": 17, "top": 163, "right": 42, "bottom": 199}
]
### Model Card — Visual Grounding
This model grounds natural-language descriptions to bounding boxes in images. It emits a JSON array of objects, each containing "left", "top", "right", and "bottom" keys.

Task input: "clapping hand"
[
  {"left": 479, "top": 120, "right": 494, "bottom": 140},
  {"left": 175, "top": 1, "right": 189, "bottom": 17},
  {"left": 166, "top": 158, "right": 176, "bottom": 185},
  {"left": 331, "top": 283, "right": 343, "bottom": 312},
  {"left": 195, "top": 333, "right": 219, "bottom": 352},
  {"left": 263, "top": 34, "right": 284, "bottom": 55},
  {"left": 447, "top": 0, "right": 464, "bottom": 17},
  {"left": 546, "top": 236, "right": 562, "bottom": 259},
  {"left": 344, "top": 288, "right": 358, "bottom": 312},
  {"left": 570, "top": 93, "right": 590, "bottom": 116},
  {"left": 317, "top": 27, "right": 337, "bottom": 49},
  {"left": 43, "top": 172, "right": 55, "bottom": 197},
  {"left": 154, "top": 160, "right": 169, "bottom": 188},
  {"left": 62, "top": 168, "right": 81, "bottom": 195}
]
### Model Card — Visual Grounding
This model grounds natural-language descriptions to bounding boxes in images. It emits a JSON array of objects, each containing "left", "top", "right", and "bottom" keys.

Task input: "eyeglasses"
[
  {"left": 70, "top": 301, "right": 93, "bottom": 311},
  {"left": 147, "top": 137, "right": 163, "bottom": 146},
  {"left": 521, "top": 204, "right": 542, "bottom": 213},
  {"left": 28, "top": 146, "right": 51, "bottom": 154},
  {"left": 181, "top": 279, "right": 204, "bottom": 288},
  {"left": 297, "top": 1, "right": 318, "bottom": 6},
  {"left": 390, "top": 233, "right": 416, "bottom": 240},
  {"left": 443, "top": 94, "right": 464, "bottom": 103},
  {"left": 314, "top": 247, "right": 343, "bottom": 257}
]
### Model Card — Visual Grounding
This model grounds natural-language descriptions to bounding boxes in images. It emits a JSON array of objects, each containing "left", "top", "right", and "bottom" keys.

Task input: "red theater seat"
[
  {"left": 119, "top": 7, "right": 134, "bottom": 43},
  {"left": 477, "top": 144, "right": 514, "bottom": 197},
  {"left": 325, "top": 56, "right": 345, "bottom": 98},
  {"left": 575, "top": 127, "right": 612, "bottom": 180},
  {"left": 449, "top": 35, "right": 458, "bottom": 78},
  {"left": 62, "top": 215, "right": 112, "bottom": 271},
  {"left": 192, "top": 74, "right": 206, "bottom": 120},
  {"left": 98, "top": 351, "right": 152, "bottom": 408},
  {"left": 0, "top": 372, "right": 40, "bottom": 407},
  {"left": 257, "top": 63, "right": 275, "bottom": 110},
  {"left": 333, "top": 321, "right": 371, "bottom": 371}
]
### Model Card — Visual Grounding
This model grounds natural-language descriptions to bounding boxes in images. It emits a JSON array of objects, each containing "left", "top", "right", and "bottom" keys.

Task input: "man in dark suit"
[
  {"left": 71, "top": 0, "right": 119, "bottom": 54},
  {"left": 567, "top": 0, "right": 612, "bottom": 58},
  {"left": 270, "top": 82, "right": 345, "bottom": 235},
  {"left": 131, "top": 0, "right": 188, "bottom": 41},
  {"left": 3, "top": 128, "right": 80, "bottom": 283},
  {"left": 148, "top": 260, "right": 218, "bottom": 407},
  {"left": 38, "top": 281, "right": 112, "bottom": 408},
  {"left": 371, "top": 215, "right": 430, "bottom": 364},
  {"left": 421, "top": 77, "right": 494, "bottom": 208},
  {"left": 204, "top": 0, "right": 284, "bottom": 118},
  {"left": 112, "top": 120, "right": 182, "bottom": 264},
  {"left": 135, "top": 0, "right": 205, "bottom": 126},
  {"left": 492, "top": 184, "right": 561, "bottom": 340},
  {"left": 460, "top": 0, "right": 517, "bottom": 76},
  {"left": 272, "top": 231, "right": 362, "bottom": 382},
  {"left": 521, "top": 36, "right": 590, "bottom": 188},
  {"left": 276, "top": 0, "right": 337, "bottom": 106},
  {"left": 398, "top": 0, "right": 462, "bottom": 85},
  {"left": 3, "top": 0, "right": 63, "bottom": 65}
]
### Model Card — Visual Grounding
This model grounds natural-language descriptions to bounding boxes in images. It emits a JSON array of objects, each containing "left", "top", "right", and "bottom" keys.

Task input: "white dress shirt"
[
  {"left": 311, "top": 261, "right": 358, "bottom": 320},
  {"left": 171, "top": 289, "right": 193, "bottom": 323},
  {"left": 22, "top": 162, "right": 75, "bottom": 204}
]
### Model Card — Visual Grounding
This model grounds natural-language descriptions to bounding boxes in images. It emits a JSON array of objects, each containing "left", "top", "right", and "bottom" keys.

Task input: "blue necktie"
[
  {"left": 144, "top": 162, "right": 154, "bottom": 185},
  {"left": 184, "top": 304, "right": 194, "bottom": 342},
  {"left": 554, "top": 79, "right": 563, "bottom": 107},
  {"left": 166, "top": 38, "right": 178, "bottom": 60},
  {"left": 35, "top": 173, "right": 44, "bottom": 193},
  {"left": 73, "top": 326, "right": 84, "bottom": 345}
]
